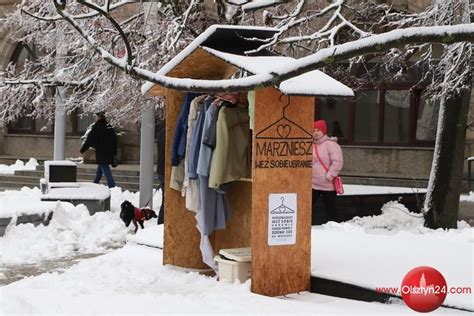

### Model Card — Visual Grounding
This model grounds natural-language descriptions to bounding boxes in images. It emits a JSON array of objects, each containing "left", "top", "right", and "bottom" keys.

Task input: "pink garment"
[{"left": 312, "top": 135, "right": 344, "bottom": 191}]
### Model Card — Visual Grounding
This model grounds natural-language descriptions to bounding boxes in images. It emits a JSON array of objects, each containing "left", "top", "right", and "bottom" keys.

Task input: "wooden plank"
[
  {"left": 214, "top": 181, "right": 252, "bottom": 252},
  {"left": 160, "top": 50, "right": 236, "bottom": 269},
  {"left": 251, "top": 87, "right": 313, "bottom": 296},
  {"left": 147, "top": 48, "right": 236, "bottom": 97}
]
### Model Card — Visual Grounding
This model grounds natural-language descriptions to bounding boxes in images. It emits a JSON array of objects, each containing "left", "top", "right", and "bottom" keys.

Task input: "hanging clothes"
[
  {"left": 197, "top": 101, "right": 221, "bottom": 176},
  {"left": 196, "top": 102, "right": 229, "bottom": 236},
  {"left": 183, "top": 95, "right": 207, "bottom": 211},
  {"left": 247, "top": 90, "right": 255, "bottom": 130},
  {"left": 169, "top": 162, "right": 185, "bottom": 192},
  {"left": 188, "top": 97, "right": 212, "bottom": 180},
  {"left": 186, "top": 96, "right": 219, "bottom": 270},
  {"left": 208, "top": 104, "right": 250, "bottom": 189},
  {"left": 171, "top": 92, "right": 201, "bottom": 166},
  {"left": 170, "top": 93, "right": 201, "bottom": 192}
]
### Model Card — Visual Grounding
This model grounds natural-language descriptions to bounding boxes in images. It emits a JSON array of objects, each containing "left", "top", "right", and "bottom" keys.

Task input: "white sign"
[{"left": 268, "top": 193, "right": 297, "bottom": 246}]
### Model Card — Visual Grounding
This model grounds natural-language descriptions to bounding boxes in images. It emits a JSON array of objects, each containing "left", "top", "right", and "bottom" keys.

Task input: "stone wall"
[
  {"left": 341, "top": 145, "right": 434, "bottom": 179},
  {"left": 2, "top": 133, "right": 144, "bottom": 163}
]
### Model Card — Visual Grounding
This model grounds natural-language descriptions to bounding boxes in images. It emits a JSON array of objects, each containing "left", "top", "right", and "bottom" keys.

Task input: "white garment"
[
  {"left": 195, "top": 211, "right": 217, "bottom": 271},
  {"left": 200, "top": 235, "right": 217, "bottom": 271},
  {"left": 186, "top": 180, "right": 200, "bottom": 212},
  {"left": 169, "top": 163, "right": 184, "bottom": 192},
  {"left": 182, "top": 95, "right": 206, "bottom": 211}
]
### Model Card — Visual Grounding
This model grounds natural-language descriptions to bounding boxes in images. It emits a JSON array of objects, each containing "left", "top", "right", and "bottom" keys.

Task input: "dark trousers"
[
  {"left": 157, "top": 175, "right": 164, "bottom": 224},
  {"left": 93, "top": 164, "right": 116, "bottom": 188},
  {"left": 312, "top": 189, "right": 338, "bottom": 224}
]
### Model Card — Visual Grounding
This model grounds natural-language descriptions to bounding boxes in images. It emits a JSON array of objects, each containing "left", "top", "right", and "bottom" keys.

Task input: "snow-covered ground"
[
  {"left": 312, "top": 201, "right": 473, "bottom": 311},
  {"left": 460, "top": 192, "right": 474, "bottom": 202},
  {"left": 0, "top": 188, "right": 57, "bottom": 218},
  {"left": 0, "top": 186, "right": 162, "bottom": 265},
  {"left": 0, "top": 158, "right": 38, "bottom": 174},
  {"left": 0, "top": 187, "right": 472, "bottom": 314},
  {"left": 0, "top": 244, "right": 470, "bottom": 315}
]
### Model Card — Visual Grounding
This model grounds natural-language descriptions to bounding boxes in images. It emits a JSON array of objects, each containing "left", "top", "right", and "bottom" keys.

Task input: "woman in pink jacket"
[{"left": 312, "top": 120, "right": 343, "bottom": 224}]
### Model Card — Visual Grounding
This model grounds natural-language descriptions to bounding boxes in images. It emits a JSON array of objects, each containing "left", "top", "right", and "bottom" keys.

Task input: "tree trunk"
[{"left": 424, "top": 74, "right": 472, "bottom": 229}]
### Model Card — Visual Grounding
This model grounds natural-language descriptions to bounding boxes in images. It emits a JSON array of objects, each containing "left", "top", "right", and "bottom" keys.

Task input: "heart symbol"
[{"left": 277, "top": 124, "right": 291, "bottom": 138}]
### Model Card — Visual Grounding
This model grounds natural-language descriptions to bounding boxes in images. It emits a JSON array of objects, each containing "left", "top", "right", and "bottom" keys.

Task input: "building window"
[
  {"left": 383, "top": 90, "right": 410, "bottom": 143},
  {"left": 416, "top": 92, "right": 439, "bottom": 142},
  {"left": 354, "top": 90, "right": 379, "bottom": 142},
  {"left": 317, "top": 86, "right": 437, "bottom": 146}
]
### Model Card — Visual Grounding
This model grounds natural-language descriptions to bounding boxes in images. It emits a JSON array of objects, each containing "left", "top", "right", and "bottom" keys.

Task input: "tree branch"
[
  {"left": 75, "top": 0, "right": 134, "bottom": 66},
  {"left": 168, "top": 0, "right": 198, "bottom": 49},
  {"left": 52, "top": 2, "right": 474, "bottom": 93},
  {"left": 2, "top": 76, "right": 95, "bottom": 87},
  {"left": 22, "top": 0, "right": 135, "bottom": 22}
]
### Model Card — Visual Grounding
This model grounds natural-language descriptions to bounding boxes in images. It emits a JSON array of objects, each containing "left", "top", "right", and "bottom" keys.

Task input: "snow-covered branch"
[
  {"left": 168, "top": 0, "right": 199, "bottom": 49},
  {"left": 2, "top": 0, "right": 473, "bottom": 122},
  {"left": 55, "top": 6, "right": 474, "bottom": 93},
  {"left": 73, "top": 0, "right": 134, "bottom": 66},
  {"left": 242, "top": 0, "right": 285, "bottom": 12},
  {"left": 22, "top": 0, "right": 135, "bottom": 22},
  {"left": 2, "top": 76, "right": 94, "bottom": 87}
]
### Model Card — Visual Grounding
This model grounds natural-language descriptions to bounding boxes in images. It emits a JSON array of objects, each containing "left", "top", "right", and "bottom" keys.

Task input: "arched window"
[
  {"left": 7, "top": 43, "right": 93, "bottom": 135},
  {"left": 6, "top": 43, "right": 48, "bottom": 133}
]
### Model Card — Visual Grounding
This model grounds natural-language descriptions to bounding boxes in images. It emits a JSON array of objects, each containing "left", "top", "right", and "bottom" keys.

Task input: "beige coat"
[{"left": 208, "top": 106, "right": 250, "bottom": 189}]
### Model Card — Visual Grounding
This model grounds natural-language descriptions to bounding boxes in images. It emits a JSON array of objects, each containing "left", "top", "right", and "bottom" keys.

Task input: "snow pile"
[
  {"left": 460, "top": 192, "right": 474, "bottom": 202},
  {"left": 0, "top": 187, "right": 163, "bottom": 266},
  {"left": 346, "top": 201, "right": 424, "bottom": 231},
  {"left": 0, "top": 202, "right": 128, "bottom": 265},
  {"left": 43, "top": 182, "right": 111, "bottom": 200},
  {"left": 0, "top": 158, "right": 38, "bottom": 174},
  {"left": 313, "top": 202, "right": 474, "bottom": 310},
  {"left": 0, "top": 187, "right": 55, "bottom": 218}
]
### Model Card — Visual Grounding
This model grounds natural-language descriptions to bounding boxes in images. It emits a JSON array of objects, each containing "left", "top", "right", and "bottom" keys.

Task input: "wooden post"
[{"left": 251, "top": 87, "right": 313, "bottom": 296}]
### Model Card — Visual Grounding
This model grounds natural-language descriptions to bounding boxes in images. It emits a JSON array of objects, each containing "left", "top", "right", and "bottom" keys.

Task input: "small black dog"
[{"left": 120, "top": 200, "right": 157, "bottom": 233}]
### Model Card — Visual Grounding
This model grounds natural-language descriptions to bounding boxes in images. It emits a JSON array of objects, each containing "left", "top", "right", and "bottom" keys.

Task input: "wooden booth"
[{"left": 143, "top": 25, "right": 354, "bottom": 297}]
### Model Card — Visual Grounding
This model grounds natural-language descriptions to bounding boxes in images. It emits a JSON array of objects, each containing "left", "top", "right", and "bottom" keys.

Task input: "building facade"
[
  {"left": 0, "top": 0, "right": 473, "bottom": 189},
  {"left": 0, "top": 0, "right": 142, "bottom": 163}
]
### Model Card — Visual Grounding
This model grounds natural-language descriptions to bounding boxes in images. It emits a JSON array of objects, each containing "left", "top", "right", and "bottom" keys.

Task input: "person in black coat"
[{"left": 80, "top": 111, "right": 117, "bottom": 188}]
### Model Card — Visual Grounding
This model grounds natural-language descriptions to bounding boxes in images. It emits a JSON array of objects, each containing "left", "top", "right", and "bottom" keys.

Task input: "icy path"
[{"left": 0, "top": 244, "right": 469, "bottom": 315}]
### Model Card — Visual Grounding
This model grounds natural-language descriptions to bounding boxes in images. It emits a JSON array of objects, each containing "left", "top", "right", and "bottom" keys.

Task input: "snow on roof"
[
  {"left": 242, "top": 0, "right": 284, "bottom": 11},
  {"left": 202, "top": 47, "right": 354, "bottom": 97},
  {"left": 141, "top": 24, "right": 278, "bottom": 95},
  {"left": 141, "top": 24, "right": 354, "bottom": 97}
]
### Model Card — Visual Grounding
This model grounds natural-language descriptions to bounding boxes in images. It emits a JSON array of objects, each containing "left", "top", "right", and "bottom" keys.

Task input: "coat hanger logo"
[
  {"left": 256, "top": 93, "right": 313, "bottom": 140},
  {"left": 270, "top": 196, "right": 295, "bottom": 214}
]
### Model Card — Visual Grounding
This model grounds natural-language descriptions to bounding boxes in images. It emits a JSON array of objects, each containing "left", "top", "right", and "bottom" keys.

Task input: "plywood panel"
[
  {"left": 214, "top": 181, "right": 252, "bottom": 251},
  {"left": 163, "top": 89, "right": 208, "bottom": 270},
  {"left": 251, "top": 87, "right": 313, "bottom": 296},
  {"left": 148, "top": 48, "right": 236, "bottom": 97},
  {"left": 160, "top": 49, "right": 237, "bottom": 269}
]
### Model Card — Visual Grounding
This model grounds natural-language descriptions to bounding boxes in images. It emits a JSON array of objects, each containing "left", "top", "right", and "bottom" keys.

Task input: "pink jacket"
[{"left": 312, "top": 135, "right": 343, "bottom": 191}]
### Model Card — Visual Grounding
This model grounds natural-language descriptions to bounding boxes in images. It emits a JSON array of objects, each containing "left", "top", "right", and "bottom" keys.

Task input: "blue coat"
[{"left": 171, "top": 93, "right": 201, "bottom": 166}]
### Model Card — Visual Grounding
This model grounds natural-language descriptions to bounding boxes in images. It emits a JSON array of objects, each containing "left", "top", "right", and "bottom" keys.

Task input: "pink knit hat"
[{"left": 313, "top": 120, "right": 327, "bottom": 135}]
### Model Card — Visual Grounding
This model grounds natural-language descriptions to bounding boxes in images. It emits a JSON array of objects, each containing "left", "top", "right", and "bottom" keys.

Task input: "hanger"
[
  {"left": 255, "top": 92, "right": 313, "bottom": 139},
  {"left": 279, "top": 93, "right": 291, "bottom": 118}
]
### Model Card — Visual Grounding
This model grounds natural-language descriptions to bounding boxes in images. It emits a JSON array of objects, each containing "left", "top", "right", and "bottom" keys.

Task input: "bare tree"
[{"left": 1, "top": 0, "right": 473, "bottom": 228}]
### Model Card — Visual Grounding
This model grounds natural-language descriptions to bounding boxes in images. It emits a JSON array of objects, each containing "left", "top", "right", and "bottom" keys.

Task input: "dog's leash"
[{"left": 143, "top": 186, "right": 160, "bottom": 209}]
